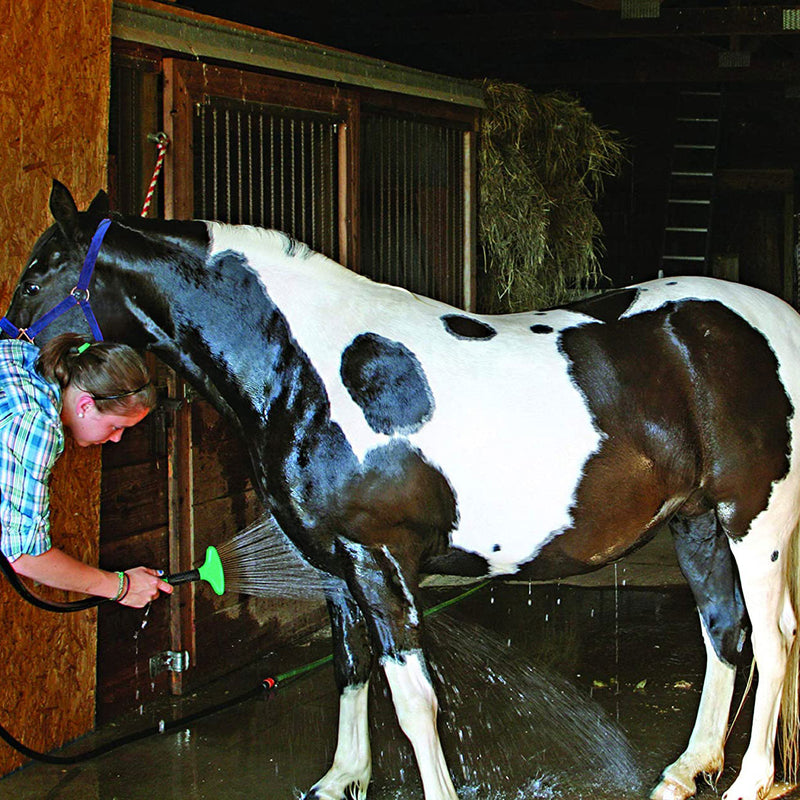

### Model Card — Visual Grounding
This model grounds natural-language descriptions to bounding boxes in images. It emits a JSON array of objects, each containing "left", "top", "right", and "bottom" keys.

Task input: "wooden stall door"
[
  {"left": 161, "top": 58, "right": 358, "bottom": 694},
  {"left": 97, "top": 359, "right": 175, "bottom": 721}
]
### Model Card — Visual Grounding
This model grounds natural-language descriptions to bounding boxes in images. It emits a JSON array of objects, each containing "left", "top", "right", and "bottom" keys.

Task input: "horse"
[{"left": 5, "top": 179, "right": 800, "bottom": 800}]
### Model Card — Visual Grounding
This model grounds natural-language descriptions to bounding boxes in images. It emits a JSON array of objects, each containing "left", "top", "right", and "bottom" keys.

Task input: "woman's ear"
[{"left": 73, "top": 392, "right": 96, "bottom": 419}]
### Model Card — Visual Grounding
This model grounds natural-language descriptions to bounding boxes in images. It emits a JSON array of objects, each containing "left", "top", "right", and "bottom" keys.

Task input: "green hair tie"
[{"left": 77, "top": 342, "right": 92, "bottom": 355}]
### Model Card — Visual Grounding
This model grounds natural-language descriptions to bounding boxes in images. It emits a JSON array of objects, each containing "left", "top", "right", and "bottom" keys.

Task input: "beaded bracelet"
[
  {"left": 111, "top": 570, "right": 129, "bottom": 602},
  {"left": 116, "top": 573, "right": 131, "bottom": 603}
]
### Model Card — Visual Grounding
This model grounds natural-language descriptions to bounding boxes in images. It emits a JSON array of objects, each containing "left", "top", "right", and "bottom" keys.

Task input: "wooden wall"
[{"left": 0, "top": 0, "right": 112, "bottom": 775}]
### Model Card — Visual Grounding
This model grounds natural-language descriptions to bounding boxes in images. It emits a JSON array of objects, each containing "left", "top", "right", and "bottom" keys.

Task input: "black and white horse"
[{"left": 7, "top": 180, "right": 800, "bottom": 800}]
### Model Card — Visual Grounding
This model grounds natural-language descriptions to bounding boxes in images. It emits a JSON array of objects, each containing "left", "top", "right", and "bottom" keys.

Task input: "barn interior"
[
  {"left": 2, "top": 1, "right": 800, "bottom": 798},
  {"left": 183, "top": 0, "right": 800, "bottom": 298}
]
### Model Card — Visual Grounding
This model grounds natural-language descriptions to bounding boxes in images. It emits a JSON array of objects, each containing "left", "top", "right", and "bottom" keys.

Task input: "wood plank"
[
  {"left": 102, "top": 414, "right": 166, "bottom": 469},
  {"left": 716, "top": 168, "right": 794, "bottom": 193},
  {"left": 99, "top": 526, "right": 170, "bottom": 573},
  {"left": 101, "top": 460, "right": 169, "bottom": 539},
  {"left": 191, "top": 400, "right": 254, "bottom": 504}
]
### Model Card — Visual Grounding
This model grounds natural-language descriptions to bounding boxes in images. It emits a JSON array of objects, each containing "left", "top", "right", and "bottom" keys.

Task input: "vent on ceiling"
[
  {"left": 620, "top": 0, "right": 660, "bottom": 19},
  {"left": 718, "top": 51, "right": 751, "bottom": 68}
]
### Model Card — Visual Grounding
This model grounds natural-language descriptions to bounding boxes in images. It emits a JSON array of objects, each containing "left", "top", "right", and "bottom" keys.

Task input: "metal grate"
[
  {"left": 194, "top": 98, "right": 340, "bottom": 261},
  {"left": 784, "top": 8, "right": 800, "bottom": 30},
  {"left": 360, "top": 113, "right": 465, "bottom": 306}
]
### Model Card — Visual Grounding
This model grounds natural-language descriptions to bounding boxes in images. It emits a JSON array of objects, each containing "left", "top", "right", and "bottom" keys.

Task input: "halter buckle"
[{"left": 70, "top": 286, "right": 90, "bottom": 303}]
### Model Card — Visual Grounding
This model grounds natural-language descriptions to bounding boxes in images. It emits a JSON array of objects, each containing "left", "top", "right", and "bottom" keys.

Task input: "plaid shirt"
[{"left": 0, "top": 340, "right": 64, "bottom": 561}]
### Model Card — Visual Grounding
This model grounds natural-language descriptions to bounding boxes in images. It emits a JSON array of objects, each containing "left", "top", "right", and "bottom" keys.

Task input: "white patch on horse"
[
  {"left": 207, "top": 223, "right": 603, "bottom": 574},
  {"left": 382, "top": 651, "right": 458, "bottom": 800},
  {"left": 309, "top": 682, "right": 371, "bottom": 800}
]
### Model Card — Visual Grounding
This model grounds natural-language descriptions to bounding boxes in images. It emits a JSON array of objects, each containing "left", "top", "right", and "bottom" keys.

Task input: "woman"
[{"left": 1, "top": 332, "right": 172, "bottom": 607}]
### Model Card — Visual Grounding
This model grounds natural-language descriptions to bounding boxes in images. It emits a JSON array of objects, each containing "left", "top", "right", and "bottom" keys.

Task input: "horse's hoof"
[
  {"left": 721, "top": 785, "right": 771, "bottom": 800},
  {"left": 650, "top": 776, "right": 697, "bottom": 800},
  {"left": 721, "top": 768, "right": 773, "bottom": 800},
  {"left": 301, "top": 782, "right": 366, "bottom": 800}
]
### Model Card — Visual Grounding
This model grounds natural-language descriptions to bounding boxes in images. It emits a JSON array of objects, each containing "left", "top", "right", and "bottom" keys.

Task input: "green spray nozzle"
[{"left": 165, "top": 545, "right": 225, "bottom": 596}]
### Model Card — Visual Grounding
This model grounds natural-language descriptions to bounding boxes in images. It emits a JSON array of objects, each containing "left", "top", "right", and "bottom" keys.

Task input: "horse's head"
[{"left": 4, "top": 180, "right": 140, "bottom": 347}]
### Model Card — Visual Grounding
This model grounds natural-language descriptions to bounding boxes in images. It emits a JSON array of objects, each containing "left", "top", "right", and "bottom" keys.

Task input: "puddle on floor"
[{"left": 1, "top": 582, "right": 799, "bottom": 799}]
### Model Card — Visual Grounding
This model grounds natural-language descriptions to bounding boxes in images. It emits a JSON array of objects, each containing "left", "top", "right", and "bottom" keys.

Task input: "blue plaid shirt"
[{"left": 0, "top": 340, "right": 64, "bottom": 561}]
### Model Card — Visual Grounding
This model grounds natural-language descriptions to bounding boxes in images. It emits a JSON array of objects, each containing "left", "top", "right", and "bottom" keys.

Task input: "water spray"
[
  {"left": 0, "top": 521, "right": 491, "bottom": 768},
  {"left": 165, "top": 545, "right": 225, "bottom": 596}
]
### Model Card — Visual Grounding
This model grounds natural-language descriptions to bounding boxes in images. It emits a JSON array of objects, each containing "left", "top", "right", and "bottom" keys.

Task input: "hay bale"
[{"left": 478, "top": 80, "right": 625, "bottom": 313}]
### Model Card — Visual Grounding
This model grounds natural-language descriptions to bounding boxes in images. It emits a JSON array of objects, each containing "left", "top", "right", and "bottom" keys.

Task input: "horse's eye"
[{"left": 22, "top": 283, "right": 40, "bottom": 297}]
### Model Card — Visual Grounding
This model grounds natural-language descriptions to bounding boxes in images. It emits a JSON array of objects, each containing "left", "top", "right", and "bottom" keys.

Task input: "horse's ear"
[
  {"left": 86, "top": 189, "right": 110, "bottom": 220},
  {"left": 49, "top": 179, "right": 80, "bottom": 240}
]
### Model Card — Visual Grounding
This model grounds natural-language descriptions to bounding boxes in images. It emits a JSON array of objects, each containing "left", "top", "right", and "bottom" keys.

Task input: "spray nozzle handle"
[
  {"left": 164, "top": 568, "right": 200, "bottom": 586},
  {"left": 161, "top": 547, "right": 225, "bottom": 595}
]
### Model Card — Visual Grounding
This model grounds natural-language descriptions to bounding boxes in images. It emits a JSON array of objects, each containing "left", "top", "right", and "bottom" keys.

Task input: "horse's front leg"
[
  {"left": 340, "top": 538, "right": 459, "bottom": 800},
  {"left": 305, "top": 582, "right": 374, "bottom": 800}
]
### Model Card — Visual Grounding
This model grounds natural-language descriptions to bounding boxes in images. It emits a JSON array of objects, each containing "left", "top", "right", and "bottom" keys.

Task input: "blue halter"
[{"left": 0, "top": 218, "right": 110, "bottom": 343}]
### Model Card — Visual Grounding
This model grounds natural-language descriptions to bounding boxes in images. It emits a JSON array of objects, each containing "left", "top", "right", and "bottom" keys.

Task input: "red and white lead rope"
[{"left": 141, "top": 132, "right": 170, "bottom": 217}]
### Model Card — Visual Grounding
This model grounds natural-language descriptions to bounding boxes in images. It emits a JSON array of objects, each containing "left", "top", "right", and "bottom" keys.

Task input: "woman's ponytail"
[{"left": 37, "top": 333, "right": 155, "bottom": 414}]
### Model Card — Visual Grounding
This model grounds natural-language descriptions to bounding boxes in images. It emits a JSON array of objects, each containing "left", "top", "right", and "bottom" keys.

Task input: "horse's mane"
[{"left": 207, "top": 222, "right": 314, "bottom": 262}]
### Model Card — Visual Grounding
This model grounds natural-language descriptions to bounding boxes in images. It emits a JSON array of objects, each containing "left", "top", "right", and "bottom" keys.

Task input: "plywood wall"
[{"left": 0, "top": 0, "right": 112, "bottom": 776}]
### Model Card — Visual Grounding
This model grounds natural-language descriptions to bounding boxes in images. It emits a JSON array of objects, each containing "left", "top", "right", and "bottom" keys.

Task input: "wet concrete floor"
[{"left": 2, "top": 532, "right": 800, "bottom": 800}]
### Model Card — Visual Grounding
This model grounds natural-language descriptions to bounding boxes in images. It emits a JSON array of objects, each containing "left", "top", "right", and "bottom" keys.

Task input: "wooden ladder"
[{"left": 660, "top": 89, "right": 723, "bottom": 278}]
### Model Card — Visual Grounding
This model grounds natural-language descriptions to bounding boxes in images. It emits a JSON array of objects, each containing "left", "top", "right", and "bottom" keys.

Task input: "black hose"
[
  {"left": 0, "top": 548, "right": 104, "bottom": 612},
  {"left": 0, "top": 682, "right": 271, "bottom": 765},
  {"left": 0, "top": 547, "right": 247, "bottom": 765}
]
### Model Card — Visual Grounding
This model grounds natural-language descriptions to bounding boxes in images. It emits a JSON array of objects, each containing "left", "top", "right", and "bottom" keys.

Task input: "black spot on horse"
[
  {"left": 772, "top": 550, "right": 780, "bottom": 562},
  {"left": 441, "top": 315, "right": 497, "bottom": 341},
  {"left": 340, "top": 333, "right": 434, "bottom": 435},
  {"left": 530, "top": 324, "right": 553, "bottom": 334},
  {"left": 493, "top": 544, "right": 501, "bottom": 552},
  {"left": 564, "top": 288, "right": 640, "bottom": 324}
]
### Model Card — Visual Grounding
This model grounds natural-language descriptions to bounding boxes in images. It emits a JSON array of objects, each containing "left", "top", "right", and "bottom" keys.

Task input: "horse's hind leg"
[
  {"left": 723, "top": 509, "right": 798, "bottom": 800},
  {"left": 305, "top": 583, "right": 374, "bottom": 800},
  {"left": 652, "top": 511, "right": 747, "bottom": 800}
]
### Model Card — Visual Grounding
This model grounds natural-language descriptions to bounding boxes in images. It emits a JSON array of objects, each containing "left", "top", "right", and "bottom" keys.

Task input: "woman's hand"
[
  {"left": 12, "top": 548, "right": 173, "bottom": 607},
  {"left": 117, "top": 567, "right": 173, "bottom": 608}
]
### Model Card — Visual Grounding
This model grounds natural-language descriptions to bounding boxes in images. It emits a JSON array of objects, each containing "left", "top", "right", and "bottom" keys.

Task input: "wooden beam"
[
  {"left": 325, "top": 6, "right": 800, "bottom": 46},
  {"left": 113, "top": 0, "right": 485, "bottom": 108},
  {"left": 514, "top": 53, "right": 800, "bottom": 84}
]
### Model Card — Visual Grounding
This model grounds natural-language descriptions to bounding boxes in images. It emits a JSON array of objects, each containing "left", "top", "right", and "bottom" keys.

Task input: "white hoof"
[
  {"left": 651, "top": 775, "right": 697, "bottom": 800},
  {"left": 721, "top": 777, "right": 772, "bottom": 800},
  {"left": 305, "top": 777, "right": 369, "bottom": 800}
]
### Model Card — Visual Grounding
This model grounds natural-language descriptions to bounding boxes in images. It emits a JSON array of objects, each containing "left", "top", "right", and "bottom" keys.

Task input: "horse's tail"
[{"left": 779, "top": 517, "right": 800, "bottom": 782}]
